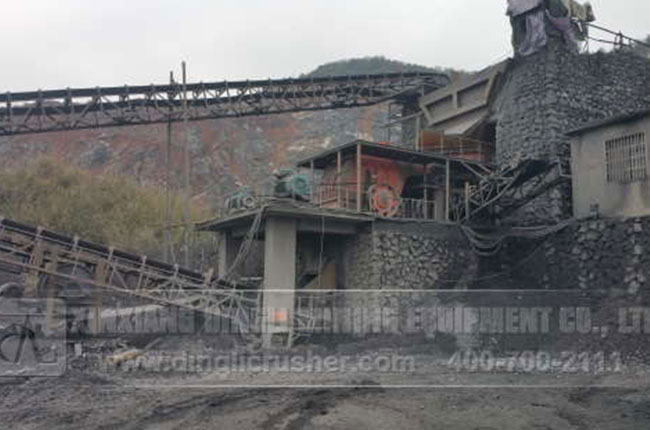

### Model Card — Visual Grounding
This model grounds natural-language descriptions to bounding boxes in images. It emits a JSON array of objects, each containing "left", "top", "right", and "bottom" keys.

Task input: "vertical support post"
[
  {"left": 262, "top": 217, "right": 297, "bottom": 348},
  {"left": 164, "top": 71, "right": 174, "bottom": 263},
  {"left": 218, "top": 231, "right": 242, "bottom": 280},
  {"left": 6, "top": 93, "right": 13, "bottom": 135},
  {"left": 45, "top": 249, "right": 59, "bottom": 330},
  {"left": 464, "top": 182, "right": 471, "bottom": 221},
  {"left": 387, "top": 103, "right": 392, "bottom": 143},
  {"left": 414, "top": 115, "right": 421, "bottom": 151},
  {"left": 181, "top": 61, "right": 191, "bottom": 268},
  {"left": 434, "top": 187, "right": 446, "bottom": 221},
  {"left": 445, "top": 159, "right": 451, "bottom": 222},
  {"left": 309, "top": 160, "right": 315, "bottom": 203},
  {"left": 203, "top": 268, "right": 214, "bottom": 288},
  {"left": 92, "top": 252, "right": 111, "bottom": 336},
  {"left": 336, "top": 151, "right": 342, "bottom": 208},
  {"left": 356, "top": 143, "right": 362, "bottom": 212},
  {"left": 25, "top": 228, "right": 44, "bottom": 298},
  {"left": 90, "top": 287, "right": 103, "bottom": 335},
  {"left": 423, "top": 164, "right": 428, "bottom": 219}
]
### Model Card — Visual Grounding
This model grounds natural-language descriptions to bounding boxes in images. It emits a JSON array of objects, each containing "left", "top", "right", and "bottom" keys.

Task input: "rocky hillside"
[
  {"left": 0, "top": 58, "right": 445, "bottom": 210},
  {"left": 303, "top": 56, "right": 442, "bottom": 77},
  {"left": 0, "top": 106, "right": 388, "bottom": 208}
]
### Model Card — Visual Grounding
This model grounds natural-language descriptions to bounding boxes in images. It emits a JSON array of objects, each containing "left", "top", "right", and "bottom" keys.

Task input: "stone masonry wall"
[
  {"left": 343, "top": 216, "right": 650, "bottom": 294},
  {"left": 502, "top": 216, "right": 650, "bottom": 295},
  {"left": 493, "top": 41, "right": 650, "bottom": 223},
  {"left": 342, "top": 221, "right": 477, "bottom": 290},
  {"left": 342, "top": 231, "right": 378, "bottom": 290},
  {"left": 339, "top": 221, "right": 477, "bottom": 340}
]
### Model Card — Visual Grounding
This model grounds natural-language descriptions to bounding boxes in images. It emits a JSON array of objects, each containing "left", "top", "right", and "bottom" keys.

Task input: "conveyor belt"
[
  {"left": 0, "top": 216, "right": 260, "bottom": 331},
  {"left": 0, "top": 72, "right": 448, "bottom": 136}
]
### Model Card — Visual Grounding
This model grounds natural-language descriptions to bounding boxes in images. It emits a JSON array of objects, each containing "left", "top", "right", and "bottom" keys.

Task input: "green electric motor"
[
  {"left": 273, "top": 169, "right": 311, "bottom": 201},
  {"left": 225, "top": 187, "right": 257, "bottom": 212}
]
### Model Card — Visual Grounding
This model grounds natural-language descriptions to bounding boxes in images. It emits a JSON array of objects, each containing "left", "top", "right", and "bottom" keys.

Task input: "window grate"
[{"left": 605, "top": 132, "right": 647, "bottom": 184}]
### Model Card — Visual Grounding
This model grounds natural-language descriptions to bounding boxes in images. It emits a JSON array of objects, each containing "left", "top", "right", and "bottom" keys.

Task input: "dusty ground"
[
  {"left": 1, "top": 336, "right": 649, "bottom": 430},
  {"left": 1, "top": 373, "right": 650, "bottom": 430}
]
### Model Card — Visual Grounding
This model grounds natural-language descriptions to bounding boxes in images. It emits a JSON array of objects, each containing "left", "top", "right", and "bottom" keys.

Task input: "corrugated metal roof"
[{"left": 295, "top": 140, "right": 493, "bottom": 169}]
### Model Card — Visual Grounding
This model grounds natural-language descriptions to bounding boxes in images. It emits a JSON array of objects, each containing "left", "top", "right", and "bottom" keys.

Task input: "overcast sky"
[{"left": 2, "top": 0, "right": 649, "bottom": 92}]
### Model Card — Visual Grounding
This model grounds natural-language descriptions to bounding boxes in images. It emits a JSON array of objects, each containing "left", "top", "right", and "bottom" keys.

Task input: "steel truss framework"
[
  {"left": 0, "top": 217, "right": 261, "bottom": 332},
  {"left": 0, "top": 216, "right": 324, "bottom": 337},
  {"left": 0, "top": 72, "right": 448, "bottom": 136},
  {"left": 453, "top": 158, "right": 569, "bottom": 221}
]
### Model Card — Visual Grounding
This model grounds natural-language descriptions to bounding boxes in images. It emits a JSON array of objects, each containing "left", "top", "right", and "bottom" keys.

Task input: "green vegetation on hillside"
[
  {"left": 0, "top": 158, "right": 208, "bottom": 258},
  {"left": 303, "top": 56, "right": 466, "bottom": 78},
  {"left": 631, "top": 35, "right": 650, "bottom": 58}
]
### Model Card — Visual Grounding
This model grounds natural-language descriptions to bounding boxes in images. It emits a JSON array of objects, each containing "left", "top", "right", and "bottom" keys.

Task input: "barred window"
[{"left": 605, "top": 132, "right": 647, "bottom": 183}]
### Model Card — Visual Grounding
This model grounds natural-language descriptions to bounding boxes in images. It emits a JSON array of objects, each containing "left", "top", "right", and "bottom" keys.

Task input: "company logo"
[{"left": 0, "top": 299, "right": 66, "bottom": 377}]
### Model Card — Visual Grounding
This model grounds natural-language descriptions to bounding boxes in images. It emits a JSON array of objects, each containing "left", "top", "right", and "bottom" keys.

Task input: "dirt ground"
[
  {"left": 1, "top": 373, "right": 650, "bottom": 430},
  {"left": 1, "top": 336, "right": 649, "bottom": 430}
]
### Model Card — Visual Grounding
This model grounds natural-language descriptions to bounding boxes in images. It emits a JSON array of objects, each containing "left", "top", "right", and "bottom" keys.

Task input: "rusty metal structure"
[
  {"left": 0, "top": 65, "right": 573, "bottom": 342},
  {"left": 0, "top": 217, "right": 261, "bottom": 332},
  {"left": 0, "top": 216, "right": 325, "bottom": 339},
  {"left": 296, "top": 140, "right": 493, "bottom": 222},
  {"left": 0, "top": 71, "right": 449, "bottom": 340},
  {"left": 452, "top": 158, "right": 569, "bottom": 222},
  {"left": 0, "top": 72, "right": 448, "bottom": 136}
]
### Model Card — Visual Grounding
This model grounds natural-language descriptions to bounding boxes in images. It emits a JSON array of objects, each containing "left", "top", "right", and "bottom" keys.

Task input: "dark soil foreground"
[{"left": 1, "top": 370, "right": 650, "bottom": 430}]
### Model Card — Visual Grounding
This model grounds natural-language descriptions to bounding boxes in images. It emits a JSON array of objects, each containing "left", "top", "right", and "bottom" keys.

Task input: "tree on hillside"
[
  {"left": 631, "top": 35, "right": 650, "bottom": 58},
  {"left": 0, "top": 158, "right": 211, "bottom": 259},
  {"left": 302, "top": 56, "right": 469, "bottom": 79}
]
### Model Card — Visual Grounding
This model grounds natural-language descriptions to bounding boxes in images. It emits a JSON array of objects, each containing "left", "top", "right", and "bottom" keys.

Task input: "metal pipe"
[
  {"left": 164, "top": 71, "right": 174, "bottom": 264},
  {"left": 182, "top": 61, "right": 191, "bottom": 268}
]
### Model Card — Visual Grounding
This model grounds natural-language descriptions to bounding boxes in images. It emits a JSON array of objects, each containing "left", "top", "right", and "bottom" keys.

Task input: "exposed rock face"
[
  {"left": 0, "top": 105, "right": 390, "bottom": 207},
  {"left": 494, "top": 41, "right": 650, "bottom": 222}
]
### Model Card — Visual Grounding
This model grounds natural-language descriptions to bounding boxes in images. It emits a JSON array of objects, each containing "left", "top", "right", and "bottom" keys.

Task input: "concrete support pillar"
[
  {"left": 217, "top": 231, "right": 242, "bottom": 280},
  {"left": 262, "top": 217, "right": 297, "bottom": 348},
  {"left": 434, "top": 188, "right": 446, "bottom": 221}
]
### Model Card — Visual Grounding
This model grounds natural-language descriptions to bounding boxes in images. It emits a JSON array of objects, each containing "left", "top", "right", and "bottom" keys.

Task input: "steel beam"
[{"left": 0, "top": 72, "right": 448, "bottom": 136}]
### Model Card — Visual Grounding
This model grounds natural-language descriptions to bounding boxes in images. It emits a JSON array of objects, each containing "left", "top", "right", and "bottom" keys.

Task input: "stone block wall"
[
  {"left": 342, "top": 230, "right": 378, "bottom": 290},
  {"left": 342, "top": 221, "right": 477, "bottom": 290},
  {"left": 502, "top": 216, "right": 650, "bottom": 294},
  {"left": 341, "top": 215, "right": 650, "bottom": 294},
  {"left": 337, "top": 221, "right": 477, "bottom": 341},
  {"left": 493, "top": 41, "right": 650, "bottom": 222}
]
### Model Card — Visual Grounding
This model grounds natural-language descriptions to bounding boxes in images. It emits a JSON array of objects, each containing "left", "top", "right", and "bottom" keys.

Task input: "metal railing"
[
  {"left": 313, "top": 182, "right": 360, "bottom": 212},
  {"left": 396, "top": 197, "right": 436, "bottom": 220},
  {"left": 313, "top": 182, "right": 437, "bottom": 220},
  {"left": 419, "top": 135, "right": 495, "bottom": 163},
  {"left": 215, "top": 181, "right": 439, "bottom": 221}
]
